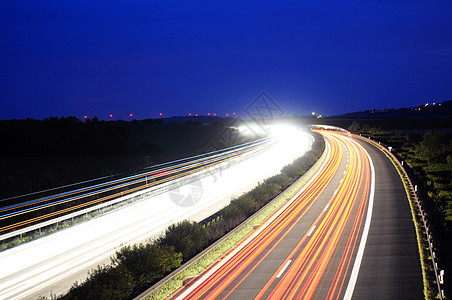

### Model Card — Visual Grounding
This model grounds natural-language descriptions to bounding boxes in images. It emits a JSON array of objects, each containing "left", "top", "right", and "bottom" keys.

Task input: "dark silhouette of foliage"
[
  {"left": 0, "top": 117, "right": 161, "bottom": 157},
  {"left": 65, "top": 265, "right": 134, "bottom": 300},
  {"left": 158, "top": 220, "right": 209, "bottom": 260},
  {"left": 415, "top": 132, "right": 448, "bottom": 163},
  {"left": 113, "top": 243, "right": 182, "bottom": 286}
]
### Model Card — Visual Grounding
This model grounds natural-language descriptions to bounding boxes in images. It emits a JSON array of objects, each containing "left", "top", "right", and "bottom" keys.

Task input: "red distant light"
[
  {"left": 233, "top": 112, "right": 236, "bottom": 115},
  {"left": 129, "top": 113, "right": 133, "bottom": 117},
  {"left": 226, "top": 113, "right": 229, "bottom": 117},
  {"left": 159, "top": 112, "right": 163, "bottom": 116},
  {"left": 84, "top": 115, "right": 87, "bottom": 119},
  {"left": 109, "top": 114, "right": 113, "bottom": 118},
  {"left": 195, "top": 114, "right": 198, "bottom": 117},
  {"left": 189, "top": 113, "right": 192, "bottom": 116},
  {"left": 213, "top": 113, "right": 216, "bottom": 116},
  {"left": 207, "top": 112, "right": 210, "bottom": 116}
]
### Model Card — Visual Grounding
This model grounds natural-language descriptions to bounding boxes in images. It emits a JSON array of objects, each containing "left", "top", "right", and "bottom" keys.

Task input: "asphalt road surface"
[{"left": 171, "top": 131, "right": 423, "bottom": 299}]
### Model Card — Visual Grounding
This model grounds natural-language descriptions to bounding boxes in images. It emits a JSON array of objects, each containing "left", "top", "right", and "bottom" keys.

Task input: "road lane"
[
  {"left": 350, "top": 137, "right": 423, "bottom": 299},
  {"left": 172, "top": 130, "right": 423, "bottom": 299},
  {"left": 173, "top": 131, "right": 373, "bottom": 299}
]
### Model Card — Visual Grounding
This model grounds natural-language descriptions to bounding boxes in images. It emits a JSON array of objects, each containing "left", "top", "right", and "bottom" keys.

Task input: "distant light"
[
  {"left": 189, "top": 113, "right": 192, "bottom": 116},
  {"left": 226, "top": 113, "right": 229, "bottom": 117},
  {"left": 195, "top": 114, "right": 198, "bottom": 117},
  {"left": 213, "top": 113, "right": 216, "bottom": 116},
  {"left": 311, "top": 112, "right": 316, "bottom": 116},
  {"left": 109, "top": 114, "right": 113, "bottom": 118},
  {"left": 129, "top": 113, "right": 133, "bottom": 117},
  {"left": 84, "top": 115, "right": 87, "bottom": 119},
  {"left": 207, "top": 112, "right": 210, "bottom": 116},
  {"left": 159, "top": 112, "right": 163, "bottom": 116},
  {"left": 233, "top": 112, "right": 236, "bottom": 115}
]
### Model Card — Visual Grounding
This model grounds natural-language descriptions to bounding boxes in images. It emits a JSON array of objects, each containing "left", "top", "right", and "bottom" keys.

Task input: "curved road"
[
  {"left": 172, "top": 130, "right": 423, "bottom": 299},
  {"left": 0, "top": 131, "right": 313, "bottom": 300}
]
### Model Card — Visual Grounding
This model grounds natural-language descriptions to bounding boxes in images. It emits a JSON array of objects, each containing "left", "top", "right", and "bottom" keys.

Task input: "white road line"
[
  {"left": 323, "top": 203, "right": 330, "bottom": 212},
  {"left": 343, "top": 170, "right": 347, "bottom": 175},
  {"left": 276, "top": 260, "right": 292, "bottom": 278},
  {"left": 307, "top": 225, "right": 317, "bottom": 237},
  {"left": 344, "top": 138, "right": 376, "bottom": 300},
  {"left": 340, "top": 178, "right": 343, "bottom": 183},
  {"left": 333, "top": 189, "right": 338, "bottom": 195},
  {"left": 174, "top": 139, "right": 333, "bottom": 300}
]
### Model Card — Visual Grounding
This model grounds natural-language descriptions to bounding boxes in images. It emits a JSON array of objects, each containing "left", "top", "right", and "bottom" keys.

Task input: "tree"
[
  {"left": 113, "top": 243, "right": 182, "bottom": 286},
  {"left": 348, "top": 121, "right": 361, "bottom": 132},
  {"left": 66, "top": 265, "right": 134, "bottom": 300},
  {"left": 158, "top": 220, "right": 209, "bottom": 260},
  {"left": 415, "top": 132, "right": 448, "bottom": 163}
]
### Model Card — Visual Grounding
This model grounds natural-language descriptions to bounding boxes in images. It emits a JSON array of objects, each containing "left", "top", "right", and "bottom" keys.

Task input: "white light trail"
[{"left": 0, "top": 129, "right": 313, "bottom": 299}]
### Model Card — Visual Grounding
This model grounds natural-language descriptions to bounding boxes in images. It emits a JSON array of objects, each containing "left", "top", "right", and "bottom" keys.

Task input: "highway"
[
  {"left": 0, "top": 127, "right": 313, "bottom": 299},
  {"left": 0, "top": 138, "right": 273, "bottom": 236},
  {"left": 172, "top": 130, "right": 423, "bottom": 299}
]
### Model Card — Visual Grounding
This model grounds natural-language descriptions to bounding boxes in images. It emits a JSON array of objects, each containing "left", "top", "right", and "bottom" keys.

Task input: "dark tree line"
[{"left": 0, "top": 117, "right": 161, "bottom": 157}]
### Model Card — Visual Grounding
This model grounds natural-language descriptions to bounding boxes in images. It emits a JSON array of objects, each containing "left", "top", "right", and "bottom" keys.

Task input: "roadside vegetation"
[
  {"left": 348, "top": 121, "right": 451, "bottom": 296},
  {"left": 49, "top": 131, "right": 325, "bottom": 300}
]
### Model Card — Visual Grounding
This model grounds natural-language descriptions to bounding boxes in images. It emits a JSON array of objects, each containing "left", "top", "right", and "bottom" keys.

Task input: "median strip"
[{"left": 137, "top": 134, "right": 328, "bottom": 300}]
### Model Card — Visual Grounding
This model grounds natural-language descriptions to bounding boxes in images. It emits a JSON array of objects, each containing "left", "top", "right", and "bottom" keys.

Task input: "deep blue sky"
[{"left": 1, "top": 1, "right": 451, "bottom": 120}]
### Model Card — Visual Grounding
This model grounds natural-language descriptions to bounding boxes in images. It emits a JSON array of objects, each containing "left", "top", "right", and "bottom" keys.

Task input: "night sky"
[{"left": 1, "top": 1, "right": 451, "bottom": 120}]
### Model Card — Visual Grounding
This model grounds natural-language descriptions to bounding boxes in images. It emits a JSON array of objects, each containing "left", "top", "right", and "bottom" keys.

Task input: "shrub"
[
  {"left": 113, "top": 243, "right": 182, "bottom": 286},
  {"left": 158, "top": 220, "right": 209, "bottom": 260},
  {"left": 65, "top": 265, "right": 134, "bottom": 300}
]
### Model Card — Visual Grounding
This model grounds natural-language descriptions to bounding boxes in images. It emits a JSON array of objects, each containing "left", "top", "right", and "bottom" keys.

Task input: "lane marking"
[
  {"left": 344, "top": 139, "right": 376, "bottom": 300},
  {"left": 276, "top": 260, "right": 292, "bottom": 278},
  {"left": 333, "top": 189, "right": 338, "bottom": 195},
  {"left": 323, "top": 203, "right": 330, "bottom": 212},
  {"left": 340, "top": 178, "right": 343, "bottom": 184},
  {"left": 307, "top": 225, "right": 317, "bottom": 237},
  {"left": 174, "top": 137, "right": 333, "bottom": 300},
  {"left": 343, "top": 170, "right": 347, "bottom": 175}
]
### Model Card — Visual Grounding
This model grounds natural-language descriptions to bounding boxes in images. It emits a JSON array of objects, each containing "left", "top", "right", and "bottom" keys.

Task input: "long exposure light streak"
[
  {"left": 0, "top": 139, "right": 272, "bottom": 234},
  {"left": 173, "top": 130, "right": 375, "bottom": 300},
  {"left": 0, "top": 129, "right": 313, "bottom": 300}
]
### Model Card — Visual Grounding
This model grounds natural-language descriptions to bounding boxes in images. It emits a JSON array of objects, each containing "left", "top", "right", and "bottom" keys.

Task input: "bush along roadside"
[{"left": 57, "top": 131, "right": 325, "bottom": 300}]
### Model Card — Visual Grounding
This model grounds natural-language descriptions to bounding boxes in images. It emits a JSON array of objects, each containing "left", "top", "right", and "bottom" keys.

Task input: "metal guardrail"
[
  {"left": 354, "top": 133, "right": 445, "bottom": 300},
  {"left": 0, "top": 138, "right": 273, "bottom": 243}
]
